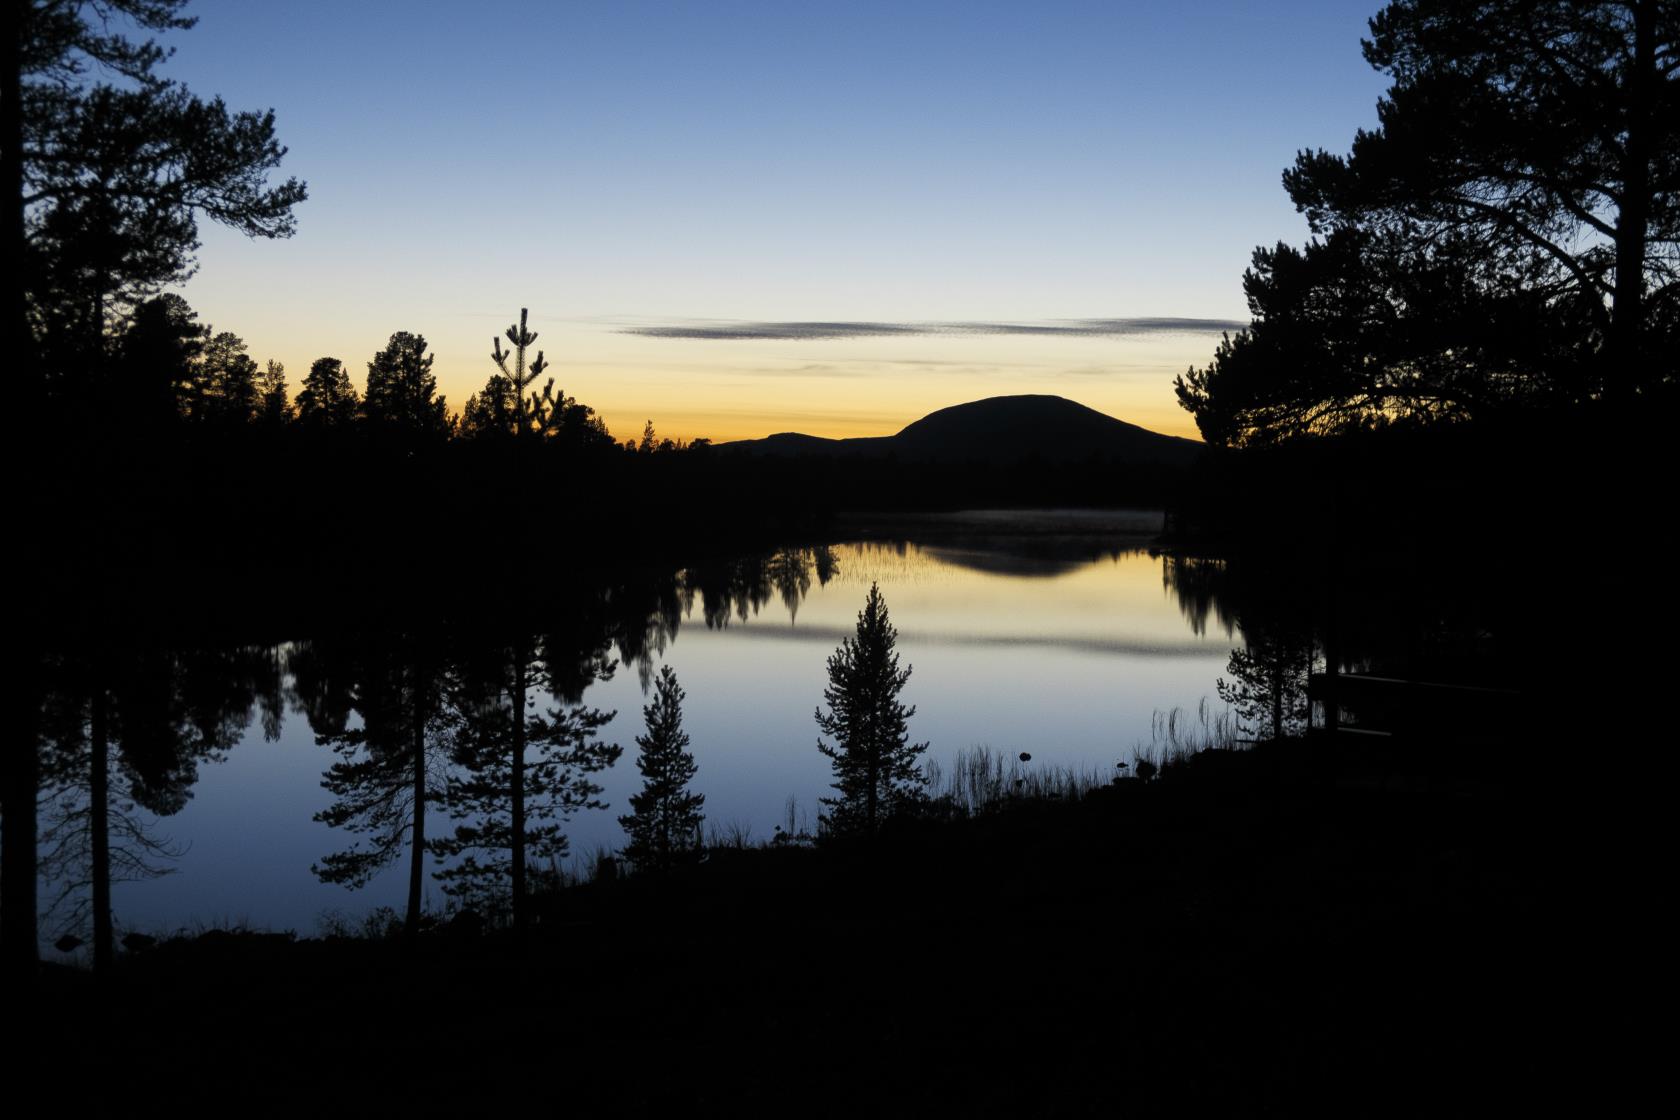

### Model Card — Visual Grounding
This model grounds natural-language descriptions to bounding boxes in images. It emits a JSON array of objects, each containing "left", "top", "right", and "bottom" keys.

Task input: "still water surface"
[{"left": 52, "top": 519, "right": 1241, "bottom": 939}]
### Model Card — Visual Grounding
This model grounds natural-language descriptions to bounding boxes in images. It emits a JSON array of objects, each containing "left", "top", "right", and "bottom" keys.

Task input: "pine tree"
[
  {"left": 461, "top": 307, "right": 617, "bottom": 447},
  {"left": 7, "top": 0, "right": 300, "bottom": 975},
  {"left": 13, "top": 1, "right": 307, "bottom": 422},
  {"left": 1216, "top": 622, "right": 1316, "bottom": 742},
  {"left": 112, "top": 292, "right": 203, "bottom": 427},
  {"left": 459, "top": 375, "right": 517, "bottom": 440},
  {"left": 363, "top": 331, "right": 450, "bottom": 437},
  {"left": 1175, "top": 0, "right": 1680, "bottom": 444},
  {"left": 490, "top": 307, "right": 547, "bottom": 439},
  {"left": 427, "top": 317, "right": 623, "bottom": 927},
  {"left": 432, "top": 630, "right": 620, "bottom": 930},
  {"left": 295, "top": 356, "right": 359, "bottom": 429},
  {"left": 619, "top": 665, "right": 704, "bottom": 874},
  {"left": 815, "top": 582, "right": 928, "bottom": 835},
  {"left": 255, "top": 359, "right": 290, "bottom": 426},
  {"left": 196, "top": 329, "right": 259, "bottom": 424}
]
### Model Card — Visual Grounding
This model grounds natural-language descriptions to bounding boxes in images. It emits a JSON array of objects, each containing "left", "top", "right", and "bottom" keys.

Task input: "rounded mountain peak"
[{"left": 892, "top": 395, "right": 1199, "bottom": 464}]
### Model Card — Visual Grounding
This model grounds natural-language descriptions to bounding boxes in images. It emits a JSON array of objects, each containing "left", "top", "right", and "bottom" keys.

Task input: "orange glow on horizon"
[
  {"left": 163, "top": 300, "right": 1219, "bottom": 447},
  {"left": 587, "top": 398, "right": 1206, "bottom": 446}
]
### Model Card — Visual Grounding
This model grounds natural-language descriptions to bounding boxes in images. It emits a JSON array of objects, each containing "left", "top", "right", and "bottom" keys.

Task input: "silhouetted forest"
[{"left": 7, "top": 1, "right": 1670, "bottom": 1110}]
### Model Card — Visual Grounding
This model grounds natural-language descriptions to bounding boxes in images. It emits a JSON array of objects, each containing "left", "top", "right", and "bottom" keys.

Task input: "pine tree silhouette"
[
  {"left": 619, "top": 665, "right": 704, "bottom": 874},
  {"left": 491, "top": 307, "right": 548, "bottom": 439},
  {"left": 1216, "top": 622, "right": 1316, "bottom": 742},
  {"left": 816, "top": 583, "right": 928, "bottom": 835},
  {"left": 295, "top": 357, "right": 359, "bottom": 429},
  {"left": 364, "top": 331, "right": 450, "bottom": 437},
  {"left": 432, "top": 631, "right": 620, "bottom": 932}
]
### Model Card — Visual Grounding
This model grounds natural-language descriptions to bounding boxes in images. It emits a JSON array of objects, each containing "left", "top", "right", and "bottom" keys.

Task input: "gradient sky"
[{"left": 155, "top": 1, "right": 1389, "bottom": 442}]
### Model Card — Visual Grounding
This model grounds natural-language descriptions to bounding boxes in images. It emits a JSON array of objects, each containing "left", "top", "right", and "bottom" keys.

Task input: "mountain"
[{"left": 717, "top": 395, "right": 1203, "bottom": 467}]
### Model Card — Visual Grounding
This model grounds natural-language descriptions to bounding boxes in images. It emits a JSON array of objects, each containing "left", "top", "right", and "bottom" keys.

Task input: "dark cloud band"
[{"left": 621, "top": 317, "right": 1245, "bottom": 341}]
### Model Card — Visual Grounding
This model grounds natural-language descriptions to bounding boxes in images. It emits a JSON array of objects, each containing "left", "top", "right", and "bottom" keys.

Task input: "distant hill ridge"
[{"left": 717, "top": 394, "right": 1203, "bottom": 467}]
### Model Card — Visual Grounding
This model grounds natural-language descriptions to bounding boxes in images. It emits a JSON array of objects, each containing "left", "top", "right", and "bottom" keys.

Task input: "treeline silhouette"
[
  {"left": 22, "top": 295, "right": 1196, "bottom": 638},
  {"left": 9, "top": 2, "right": 1647, "bottom": 1103}
]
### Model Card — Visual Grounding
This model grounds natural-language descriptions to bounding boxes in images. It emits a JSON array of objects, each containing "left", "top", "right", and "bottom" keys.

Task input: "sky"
[{"left": 155, "top": 0, "right": 1390, "bottom": 443}]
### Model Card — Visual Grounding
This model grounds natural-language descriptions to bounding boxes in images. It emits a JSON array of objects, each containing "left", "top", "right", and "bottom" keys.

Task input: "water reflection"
[
  {"left": 296, "top": 632, "right": 451, "bottom": 935},
  {"left": 1160, "top": 554, "right": 1237, "bottom": 638},
  {"left": 34, "top": 528, "right": 1276, "bottom": 946},
  {"left": 36, "top": 643, "right": 282, "bottom": 968},
  {"left": 681, "top": 545, "right": 839, "bottom": 630}
]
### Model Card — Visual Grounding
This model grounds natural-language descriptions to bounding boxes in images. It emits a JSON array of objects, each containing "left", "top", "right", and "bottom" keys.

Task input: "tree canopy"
[
  {"left": 295, "top": 357, "right": 359, "bottom": 429},
  {"left": 363, "top": 331, "right": 451, "bottom": 438},
  {"left": 13, "top": 0, "right": 307, "bottom": 415},
  {"left": 460, "top": 308, "right": 617, "bottom": 448},
  {"left": 1178, "top": 0, "right": 1679, "bottom": 447}
]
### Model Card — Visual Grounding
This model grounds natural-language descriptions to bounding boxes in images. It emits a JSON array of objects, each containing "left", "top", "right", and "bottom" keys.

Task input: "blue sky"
[{"left": 158, "top": 0, "right": 1389, "bottom": 440}]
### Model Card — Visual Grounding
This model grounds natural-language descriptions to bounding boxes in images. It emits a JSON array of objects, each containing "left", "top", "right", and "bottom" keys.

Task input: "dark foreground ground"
[{"left": 19, "top": 744, "right": 1615, "bottom": 1115}]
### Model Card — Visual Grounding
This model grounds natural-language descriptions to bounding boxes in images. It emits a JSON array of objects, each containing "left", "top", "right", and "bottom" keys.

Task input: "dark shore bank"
[{"left": 20, "top": 742, "right": 1587, "bottom": 1114}]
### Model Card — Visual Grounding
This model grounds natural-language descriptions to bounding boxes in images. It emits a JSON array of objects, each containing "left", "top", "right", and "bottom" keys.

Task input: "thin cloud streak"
[{"left": 621, "top": 317, "right": 1246, "bottom": 341}]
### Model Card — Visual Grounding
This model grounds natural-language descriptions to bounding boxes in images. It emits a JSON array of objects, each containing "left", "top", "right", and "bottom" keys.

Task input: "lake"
[{"left": 37, "top": 511, "right": 1246, "bottom": 944}]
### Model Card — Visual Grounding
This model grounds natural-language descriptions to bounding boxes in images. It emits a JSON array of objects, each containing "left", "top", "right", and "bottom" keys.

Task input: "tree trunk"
[
  {"left": 3, "top": 1, "right": 28, "bottom": 415},
  {"left": 866, "top": 740, "right": 878, "bottom": 834},
  {"left": 405, "top": 656, "right": 426, "bottom": 940},
  {"left": 1271, "top": 668, "right": 1284, "bottom": 743},
  {"left": 2, "top": 651, "right": 41, "bottom": 976},
  {"left": 510, "top": 644, "right": 526, "bottom": 937},
  {"left": 1609, "top": 0, "right": 1655, "bottom": 405},
  {"left": 1, "top": 4, "right": 41, "bottom": 980},
  {"left": 91, "top": 684, "right": 112, "bottom": 974},
  {"left": 656, "top": 779, "right": 668, "bottom": 870}
]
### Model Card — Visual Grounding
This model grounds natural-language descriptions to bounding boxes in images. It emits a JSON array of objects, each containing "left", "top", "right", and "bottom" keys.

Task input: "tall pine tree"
[
  {"left": 255, "top": 359, "right": 290, "bottom": 427},
  {"left": 7, "top": 0, "right": 304, "bottom": 978},
  {"left": 294, "top": 356, "right": 359, "bottom": 430},
  {"left": 196, "top": 329, "right": 258, "bottom": 424},
  {"left": 463, "top": 307, "right": 614, "bottom": 447},
  {"left": 432, "top": 632, "right": 620, "bottom": 927},
  {"left": 1216, "top": 622, "right": 1317, "bottom": 743},
  {"left": 619, "top": 665, "right": 704, "bottom": 874},
  {"left": 363, "top": 331, "right": 450, "bottom": 438},
  {"left": 815, "top": 583, "right": 928, "bottom": 835}
]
